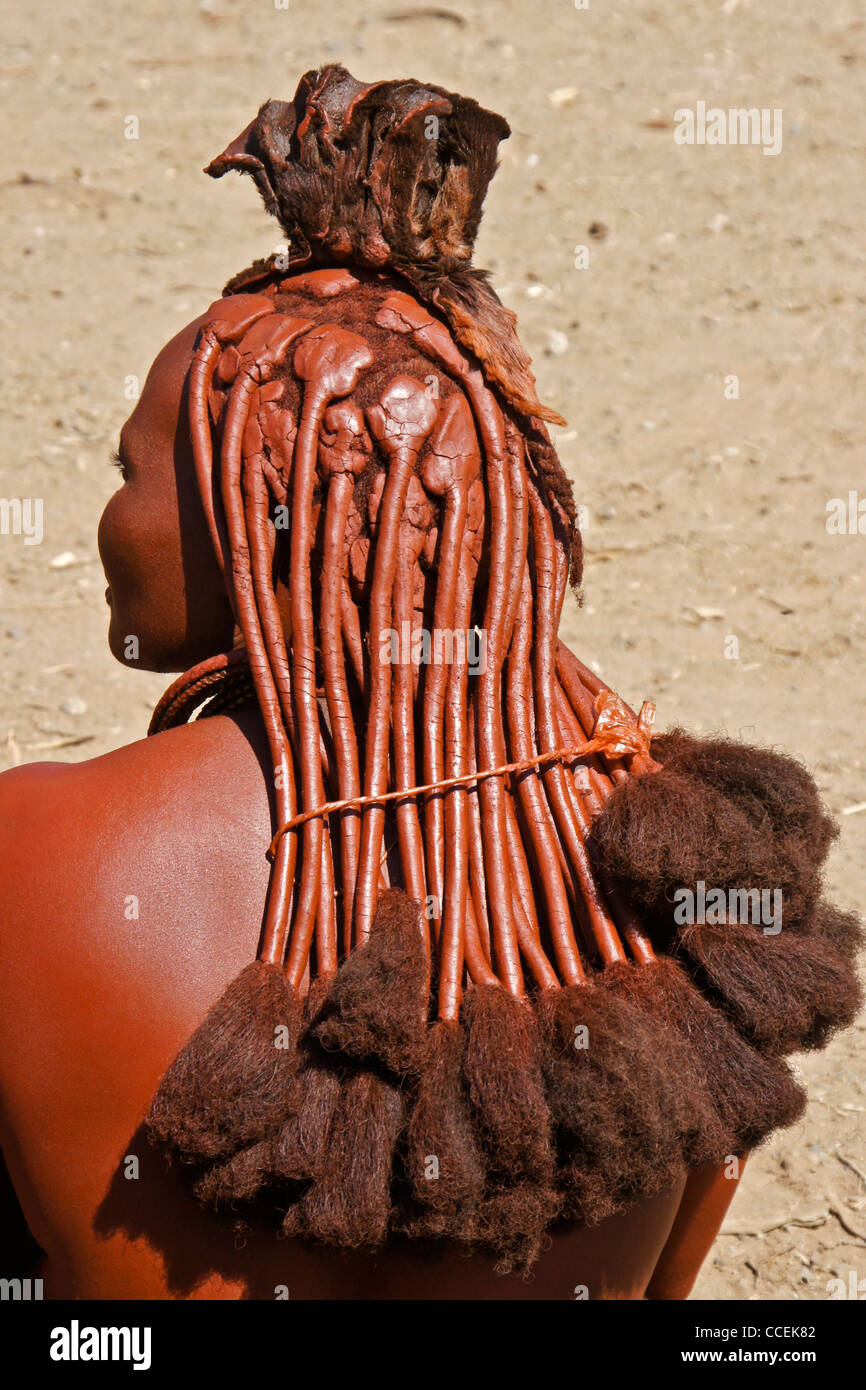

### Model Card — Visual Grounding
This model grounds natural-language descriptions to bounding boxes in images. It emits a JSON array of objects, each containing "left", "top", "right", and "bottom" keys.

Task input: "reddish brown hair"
[{"left": 145, "top": 66, "right": 860, "bottom": 1273}]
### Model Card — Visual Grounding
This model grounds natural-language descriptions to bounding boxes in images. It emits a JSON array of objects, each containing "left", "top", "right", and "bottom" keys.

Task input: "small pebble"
[
  {"left": 548, "top": 86, "right": 579, "bottom": 108},
  {"left": 61, "top": 696, "right": 88, "bottom": 717},
  {"left": 547, "top": 329, "right": 569, "bottom": 355},
  {"left": 50, "top": 552, "right": 77, "bottom": 568}
]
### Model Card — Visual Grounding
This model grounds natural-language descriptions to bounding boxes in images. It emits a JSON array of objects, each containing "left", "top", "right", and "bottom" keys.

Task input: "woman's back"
[{"left": 0, "top": 712, "right": 699, "bottom": 1300}]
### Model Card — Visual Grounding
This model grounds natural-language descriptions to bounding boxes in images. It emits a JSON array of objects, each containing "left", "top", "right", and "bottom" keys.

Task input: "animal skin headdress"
[
  {"left": 206, "top": 63, "right": 566, "bottom": 426},
  {"left": 144, "top": 66, "right": 862, "bottom": 1273}
]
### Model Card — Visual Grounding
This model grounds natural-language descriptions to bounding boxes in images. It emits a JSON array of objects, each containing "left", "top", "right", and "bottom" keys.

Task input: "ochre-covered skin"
[{"left": 1, "top": 65, "right": 859, "bottom": 1299}]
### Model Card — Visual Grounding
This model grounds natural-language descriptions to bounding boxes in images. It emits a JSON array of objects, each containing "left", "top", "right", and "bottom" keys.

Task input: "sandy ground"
[{"left": 1, "top": 0, "right": 864, "bottom": 1300}]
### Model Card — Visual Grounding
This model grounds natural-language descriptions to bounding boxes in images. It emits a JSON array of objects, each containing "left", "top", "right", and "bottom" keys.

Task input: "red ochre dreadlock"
[{"left": 145, "top": 66, "right": 862, "bottom": 1272}]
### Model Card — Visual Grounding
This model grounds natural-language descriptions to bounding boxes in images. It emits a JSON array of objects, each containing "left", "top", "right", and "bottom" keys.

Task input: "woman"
[{"left": 0, "top": 65, "right": 859, "bottom": 1300}]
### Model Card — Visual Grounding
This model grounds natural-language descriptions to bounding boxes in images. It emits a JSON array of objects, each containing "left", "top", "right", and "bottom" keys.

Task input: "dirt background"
[{"left": 1, "top": 0, "right": 864, "bottom": 1300}]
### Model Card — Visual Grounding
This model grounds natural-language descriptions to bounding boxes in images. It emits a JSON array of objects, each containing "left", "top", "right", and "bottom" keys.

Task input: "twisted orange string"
[{"left": 267, "top": 693, "right": 656, "bottom": 858}]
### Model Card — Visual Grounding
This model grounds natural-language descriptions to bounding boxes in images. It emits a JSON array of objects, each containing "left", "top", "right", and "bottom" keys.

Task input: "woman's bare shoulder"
[
  {"left": 0, "top": 715, "right": 265, "bottom": 815},
  {"left": 0, "top": 715, "right": 273, "bottom": 905}
]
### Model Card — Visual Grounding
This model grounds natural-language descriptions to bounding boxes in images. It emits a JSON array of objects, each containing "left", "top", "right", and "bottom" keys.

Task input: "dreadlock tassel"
[
  {"left": 271, "top": 1060, "right": 343, "bottom": 1189},
  {"left": 187, "top": 969, "right": 342, "bottom": 1210},
  {"left": 807, "top": 899, "right": 865, "bottom": 957},
  {"left": 554, "top": 663, "right": 860, "bottom": 1053},
  {"left": 400, "top": 1020, "right": 486, "bottom": 1241},
  {"left": 312, "top": 889, "right": 429, "bottom": 1074},
  {"left": 193, "top": 1137, "right": 275, "bottom": 1210},
  {"left": 678, "top": 919, "right": 863, "bottom": 1056},
  {"left": 198, "top": 976, "right": 348, "bottom": 1211},
  {"left": 592, "top": 730, "right": 837, "bottom": 932},
  {"left": 146, "top": 961, "right": 305, "bottom": 1164},
  {"left": 537, "top": 625, "right": 741, "bottom": 1190},
  {"left": 602, "top": 958, "right": 806, "bottom": 1156},
  {"left": 284, "top": 1069, "right": 405, "bottom": 1247},
  {"left": 273, "top": 893, "right": 428, "bottom": 1212},
  {"left": 457, "top": 986, "right": 561, "bottom": 1276},
  {"left": 589, "top": 727, "right": 861, "bottom": 1054},
  {"left": 473, "top": 1179, "right": 562, "bottom": 1277},
  {"left": 461, "top": 985, "right": 554, "bottom": 1173},
  {"left": 269, "top": 977, "right": 342, "bottom": 1187},
  {"left": 537, "top": 982, "right": 722, "bottom": 1226}
]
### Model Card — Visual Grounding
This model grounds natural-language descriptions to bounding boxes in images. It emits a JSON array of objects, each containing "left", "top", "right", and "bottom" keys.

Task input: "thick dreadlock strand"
[
  {"left": 390, "top": 478, "right": 432, "bottom": 910},
  {"left": 187, "top": 295, "right": 278, "bottom": 577},
  {"left": 465, "top": 714, "right": 493, "bottom": 966},
  {"left": 318, "top": 401, "right": 370, "bottom": 955},
  {"left": 353, "top": 378, "right": 438, "bottom": 944},
  {"left": 284, "top": 327, "right": 373, "bottom": 986},
  {"left": 505, "top": 567, "right": 588, "bottom": 982},
  {"left": 420, "top": 393, "right": 481, "bottom": 1018},
  {"left": 460, "top": 379, "right": 523, "bottom": 995},
  {"left": 419, "top": 394, "right": 479, "bottom": 948}
]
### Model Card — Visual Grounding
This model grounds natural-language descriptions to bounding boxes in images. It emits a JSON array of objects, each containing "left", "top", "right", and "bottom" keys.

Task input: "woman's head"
[
  {"left": 98, "top": 310, "right": 235, "bottom": 671},
  {"left": 101, "top": 63, "right": 587, "bottom": 997},
  {"left": 98, "top": 58, "right": 582, "bottom": 680}
]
